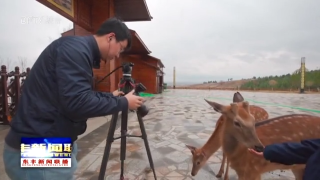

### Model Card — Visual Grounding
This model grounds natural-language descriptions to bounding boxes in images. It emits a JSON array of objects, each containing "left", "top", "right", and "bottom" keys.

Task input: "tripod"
[{"left": 98, "top": 78, "right": 157, "bottom": 180}]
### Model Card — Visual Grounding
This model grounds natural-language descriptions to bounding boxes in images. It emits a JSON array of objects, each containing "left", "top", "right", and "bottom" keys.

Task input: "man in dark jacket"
[
  {"left": 248, "top": 138, "right": 320, "bottom": 180},
  {"left": 3, "top": 17, "right": 144, "bottom": 180}
]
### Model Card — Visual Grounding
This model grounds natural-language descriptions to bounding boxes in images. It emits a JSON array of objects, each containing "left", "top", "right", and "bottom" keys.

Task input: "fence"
[{"left": 0, "top": 65, "right": 31, "bottom": 125}]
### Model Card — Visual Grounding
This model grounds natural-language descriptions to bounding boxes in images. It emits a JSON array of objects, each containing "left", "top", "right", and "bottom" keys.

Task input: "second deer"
[
  {"left": 186, "top": 92, "right": 269, "bottom": 179},
  {"left": 202, "top": 99, "right": 320, "bottom": 180}
]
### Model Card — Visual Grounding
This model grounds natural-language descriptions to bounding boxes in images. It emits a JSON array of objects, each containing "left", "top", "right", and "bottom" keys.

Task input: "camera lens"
[{"left": 137, "top": 104, "right": 149, "bottom": 117}]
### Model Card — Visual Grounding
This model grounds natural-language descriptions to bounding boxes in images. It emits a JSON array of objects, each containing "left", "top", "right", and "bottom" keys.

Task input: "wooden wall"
[
  {"left": 121, "top": 55, "right": 158, "bottom": 94},
  {"left": 60, "top": 25, "right": 165, "bottom": 94},
  {"left": 93, "top": 61, "right": 111, "bottom": 92},
  {"left": 38, "top": 0, "right": 164, "bottom": 94},
  {"left": 75, "top": 24, "right": 92, "bottom": 35},
  {"left": 61, "top": 24, "right": 112, "bottom": 92},
  {"left": 37, "top": 0, "right": 114, "bottom": 32},
  {"left": 75, "top": 0, "right": 115, "bottom": 32},
  {"left": 96, "top": 55, "right": 163, "bottom": 94}
]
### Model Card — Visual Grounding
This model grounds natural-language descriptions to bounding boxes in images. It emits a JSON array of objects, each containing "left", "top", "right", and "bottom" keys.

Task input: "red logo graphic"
[
  {"left": 46, "top": 159, "right": 52, "bottom": 164},
  {"left": 54, "top": 159, "right": 60, "bottom": 164},
  {"left": 62, "top": 159, "right": 69, "bottom": 165},
  {"left": 38, "top": 159, "right": 45, "bottom": 164}
]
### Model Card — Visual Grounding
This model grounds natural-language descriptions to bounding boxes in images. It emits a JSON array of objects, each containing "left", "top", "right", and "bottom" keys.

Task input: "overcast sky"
[{"left": 1, "top": 0, "right": 319, "bottom": 84}]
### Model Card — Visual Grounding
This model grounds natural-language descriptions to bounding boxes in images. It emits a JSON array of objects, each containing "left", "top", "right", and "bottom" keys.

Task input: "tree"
[
  {"left": 5, "top": 58, "right": 13, "bottom": 71},
  {"left": 240, "top": 69, "right": 320, "bottom": 91},
  {"left": 18, "top": 56, "right": 28, "bottom": 72},
  {"left": 306, "top": 81, "right": 314, "bottom": 91},
  {"left": 269, "top": 80, "right": 277, "bottom": 90}
]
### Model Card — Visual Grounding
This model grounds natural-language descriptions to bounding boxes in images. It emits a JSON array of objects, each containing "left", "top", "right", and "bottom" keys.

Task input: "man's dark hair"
[{"left": 96, "top": 17, "right": 132, "bottom": 50}]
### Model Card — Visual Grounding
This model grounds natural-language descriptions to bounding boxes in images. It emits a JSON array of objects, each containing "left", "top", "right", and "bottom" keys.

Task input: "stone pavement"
[
  {"left": 74, "top": 90, "right": 320, "bottom": 180},
  {"left": 0, "top": 125, "right": 10, "bottom": 180},
  {"left": 1, "top": 89, "right": 319, "bottom": 180},
  {"left": 0, "top": 115, "right": 110, "bottom": 180}
]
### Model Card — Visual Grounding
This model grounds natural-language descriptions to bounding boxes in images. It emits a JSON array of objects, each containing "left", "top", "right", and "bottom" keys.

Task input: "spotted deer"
[
  {"left": 202, "top": 99, "right": 320, "bottom": 180},
  {"left": 186, "top": 92, "right": 269, "bottom": 179}
]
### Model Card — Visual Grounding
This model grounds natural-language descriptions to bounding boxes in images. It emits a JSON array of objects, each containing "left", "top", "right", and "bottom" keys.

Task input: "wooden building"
[{"left": 37, "top": 0, "right": 165, "bottom": 94}]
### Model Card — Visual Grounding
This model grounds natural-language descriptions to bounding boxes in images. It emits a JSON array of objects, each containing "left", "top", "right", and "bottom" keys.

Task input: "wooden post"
[
  {"left": 20, "top": 69, "right": 27, "bottom": 93},
  {"left": 14, "top": 67, "right": 21, "bottom": 107},
  {"left": 0, "top": 65, "right": 9, "bottom": 124},
  {"left": 26, "top": 67, "right": 31, "bottom": 75}
]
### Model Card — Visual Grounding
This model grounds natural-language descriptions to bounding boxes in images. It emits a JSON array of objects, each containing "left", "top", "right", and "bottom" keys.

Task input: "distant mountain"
[
  {"left": 240, "top": 69, "right": 320, "bottom": 91},
  {"left": 165, "top": 82, "right": 199, "bottom": 86},
  {"left": 167, "top": 69, "right": 320, "bottom": 92}
]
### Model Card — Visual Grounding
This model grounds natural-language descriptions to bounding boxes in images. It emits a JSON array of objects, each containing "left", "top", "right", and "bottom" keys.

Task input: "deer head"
[
  {"left": 209, "top": 92, "right": 246, "bottom": 126},
  {"left": 185, "top": 144, "right": 207, "bottom": 176},
  {"left": 185, "top": 115, "right": 225, "bottom": 176},
  {"left": 205, "top": 99, "right": 264, "bottom": 153}
]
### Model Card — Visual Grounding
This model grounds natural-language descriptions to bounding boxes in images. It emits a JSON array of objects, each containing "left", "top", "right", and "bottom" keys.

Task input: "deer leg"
[
  {"left": 254, "top": 176, "right": 261, "bottom": 180},
  {"left": 238, "top": 175, "right": 260, "bottom": 180},
  {"left": 223, "top": 158, "right": 229, "bottom": 180},
  {"left": 237, "top": 171, "right": 260, "bottom": 180},
  {"left": 216, "top": 152, "right": 226, "bottom": 178},
  {"left": 291, "top": 168, "right": 304, "bottom": 180}
]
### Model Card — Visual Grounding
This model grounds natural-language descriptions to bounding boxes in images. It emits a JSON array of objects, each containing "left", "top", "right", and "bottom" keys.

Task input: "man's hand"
[
  {"left": 112, "top": 90, "right": 124, "bottom": 96},
  {"left": 124, "top": 90, "right": 144, "bottom": 110},
  {"left": 248, "top": 148, "right": 264, "bottom": 157}
]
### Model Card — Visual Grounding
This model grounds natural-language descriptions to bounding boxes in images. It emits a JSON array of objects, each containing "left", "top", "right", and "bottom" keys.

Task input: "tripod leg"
[
  {"left": 120, "top": 110, "right": 128, "bottom": 179},
  {"left": 137, "top": 113, "right": 157, "bottom": 180},
  {"left": 98, "top": 113, "right": 118, "bottom": 180}
]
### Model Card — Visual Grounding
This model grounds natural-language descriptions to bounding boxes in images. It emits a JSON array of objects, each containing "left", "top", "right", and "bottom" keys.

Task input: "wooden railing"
[{"left": 0, "top": 65, "right": 31, "bottom": 125}]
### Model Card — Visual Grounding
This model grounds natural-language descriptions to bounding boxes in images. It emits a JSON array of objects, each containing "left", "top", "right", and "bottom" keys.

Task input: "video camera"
[
  {"left": 119, "top": 62, "right": 149, "bottom": 117},
  {"left": 122, "top": 62, "right": 134, "bottom": 78}
]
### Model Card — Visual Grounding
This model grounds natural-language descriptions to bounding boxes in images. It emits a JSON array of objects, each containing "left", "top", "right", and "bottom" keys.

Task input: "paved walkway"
[
  {"left": 74, "top": 90, "right": 319, "bottom": 180},
  {"left": 1, "top": 89, "right": 319, "bottom": 180}
]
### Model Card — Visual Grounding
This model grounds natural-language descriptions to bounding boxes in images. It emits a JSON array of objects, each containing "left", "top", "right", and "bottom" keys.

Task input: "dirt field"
[
  {"left": 187, "top": 79, "right": 251, "bottom": 89},
  {"left": 168, "top": 80, "right": 320, "bottom": 94}
]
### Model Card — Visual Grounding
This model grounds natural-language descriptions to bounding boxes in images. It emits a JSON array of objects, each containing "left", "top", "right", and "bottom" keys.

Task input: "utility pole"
[
  {"left": 173, "top": 67, "right": 176, "bottom": 89},
  {"left": 300, "top": 57, "right": 305, "bottom": 93}
]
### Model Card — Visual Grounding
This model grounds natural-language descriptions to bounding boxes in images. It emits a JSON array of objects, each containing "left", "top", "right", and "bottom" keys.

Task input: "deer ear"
[
  {"left": 204, "top": 99, "right": 225, "bottom": 113},
  {"left": 185, "top": 144, "right": 196, "bottom": 154},
  {"left": 233, "top": 92, "right": 244, "bottom": 103}
]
